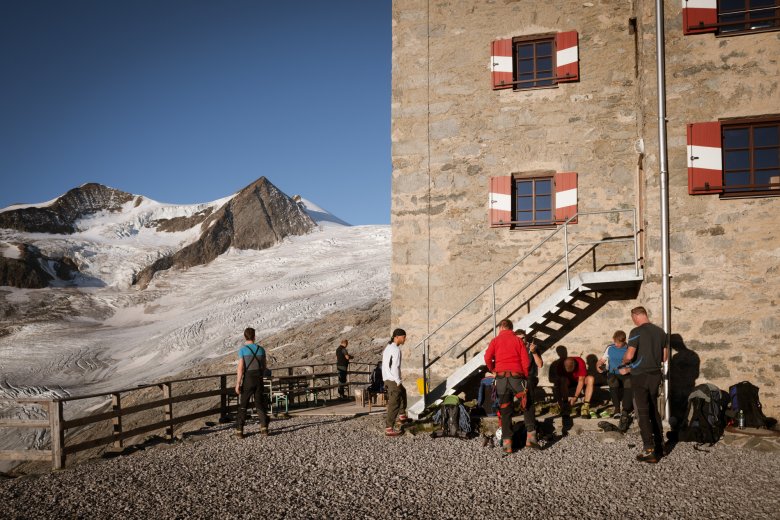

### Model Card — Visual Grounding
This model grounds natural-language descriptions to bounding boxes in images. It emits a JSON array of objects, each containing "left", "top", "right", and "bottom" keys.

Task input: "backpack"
[
  {"left": 727, "top": 381, "right": 770, "bottom": 428},
  {"left": 679, "top": 383, "right": 724, "bottom": 445},
  {"left": 368, "top": 363, "right": 384, "bottom": 393},
  {"left": 432, "top": 395, "right": 471, "bottom": 439}
]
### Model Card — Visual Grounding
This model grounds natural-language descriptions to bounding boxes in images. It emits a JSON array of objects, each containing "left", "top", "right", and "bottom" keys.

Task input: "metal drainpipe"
[{"left": 655, "top": 0, "right": 672, "bottom": 425}]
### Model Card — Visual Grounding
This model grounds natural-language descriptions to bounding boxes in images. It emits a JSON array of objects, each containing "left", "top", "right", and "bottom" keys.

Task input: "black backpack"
[
  {"left": 679, "top": 383, "right": 724, "bottom": 445},
  {"left": 728, "top": 381, "right": 770, "bottom": 428},
  {"left": 431, "top": 397, "right": 471, "bottom": 439}
]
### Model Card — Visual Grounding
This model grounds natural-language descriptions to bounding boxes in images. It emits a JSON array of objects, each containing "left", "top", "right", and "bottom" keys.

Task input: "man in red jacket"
[{"left": 484, "top": 318, "right": 538, "bottom": 453}]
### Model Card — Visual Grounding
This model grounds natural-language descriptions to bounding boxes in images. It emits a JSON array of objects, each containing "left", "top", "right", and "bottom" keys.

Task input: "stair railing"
[{"left": 414, "top": 208, "right": 639, "bottom": 405}]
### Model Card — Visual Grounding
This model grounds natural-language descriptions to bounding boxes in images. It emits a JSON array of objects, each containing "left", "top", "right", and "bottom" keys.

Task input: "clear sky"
[{"left": 0, "top": 1, "right": 391, "bottom": 225}]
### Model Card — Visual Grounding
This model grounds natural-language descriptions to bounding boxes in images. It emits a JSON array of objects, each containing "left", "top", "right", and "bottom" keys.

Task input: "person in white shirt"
[{"left": 382, "top": 328, "right": 407, "bottom": 437}]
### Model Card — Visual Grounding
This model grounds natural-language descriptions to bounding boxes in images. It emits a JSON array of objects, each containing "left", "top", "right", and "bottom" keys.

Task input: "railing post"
[
  {"left": 112, "top": 393, "right": 123, "bottom": 448},
  {"left": 491, "top": 283, "right": 497, "bottom": 337},
  {"left": 563, "top": 221, "right": 571, "bottom": 290},
  {"left": 162, "top": 383, "right": 174, "bottom": 440},
  {"left": 633, "top": 207, "right": 640, "bottom": 276},
  {"left": 49, "top": 400, "right": 65, "bottom": 470},
  {"left": 422, "top": 347, "right": 428, "bottom": 408},
  {"left": 219, "top": 375, "right": 228, "bottom": 423}
]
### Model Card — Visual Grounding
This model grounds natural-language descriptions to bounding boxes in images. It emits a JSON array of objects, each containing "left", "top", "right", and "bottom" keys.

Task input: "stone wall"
[{"left": 391, "top": 0, "right": 780, "bottom": 415}]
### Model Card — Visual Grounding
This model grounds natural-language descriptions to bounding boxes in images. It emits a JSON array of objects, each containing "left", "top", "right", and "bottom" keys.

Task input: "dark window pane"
[
  {"left": 719, "top": 13, "right": 746, "bottom": 31},
  {"left": 536, "top": 42, "right": 552, "bottom": 56},
  {"left": 720, "top": 0, "right": 745, "bottom": 12},
  {"left": 536, "top": 179, "right": 552, "bottom": 194},
  {"left": 755, "top": 148, "right": 780, "bottom": 169},
  {"left": 724, "top": 128, "right": 749, "bottom": 149},
  {"left": 536, "top": 210, "right": 552, "bottom": 222},
  {"left": 754, "top": 126, "right": 779, "bottom": 147},
  {"left": 517, "top": 44, "right": 533, "bottom": 59},
  {"left": 535, "top": 195, "right": 552, "bottom": 211},
  {"left": 756, "top": 169, "right": 780, "bottom": 187},
  {"left": 518, "top": 59, "right": 534, "bottom": 74},
  {"left": 725, "top": 150, "right": 750, "bottom": 170},
  {"left": 516, "top": 181, "right": 532, "bottom": 196},
  {"left": 724, "top": 171, "right": 750, "bottom": 186},
  {"left": 517, "top": 197, "right": 533, "bottom": 211},
  {"left": 537, "top": 57, "right": 552, "bottom": 72}
]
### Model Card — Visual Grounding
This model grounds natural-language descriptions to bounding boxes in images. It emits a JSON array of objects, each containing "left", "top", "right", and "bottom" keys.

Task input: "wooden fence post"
[
  {"left": 162, "top": 383, "right": 174, "bottom": 440},
  {"left": 49, "top": 400, "right": 65, "bottom": 470},
  {"left": 112, "top": 393, "right": 123, "bottom": 448},
  {"left": 219, "top": 375, "right": 228, "bottom": 423}
]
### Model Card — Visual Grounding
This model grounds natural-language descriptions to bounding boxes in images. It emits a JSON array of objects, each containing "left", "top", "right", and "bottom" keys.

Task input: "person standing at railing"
[
  {"left": 235, "top": 327, "right": 269, "bottom": 439},
  {"left": 484, "top": 319, "right": 536, "bottom": 454},
  {"left": 336, "top": 339, "right": 353, "bottom": 399},
  {"left": 382, "top": 328, "right": 408, "bottom": 437}
]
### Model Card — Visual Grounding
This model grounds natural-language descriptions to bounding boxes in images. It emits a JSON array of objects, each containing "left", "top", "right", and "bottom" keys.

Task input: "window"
[
  {"left": 491, "top": 32, "right": 579, "bottom": 91},
  {"left": 515, "top": 177, "right": 554, "bottom": 224},
  {"left": 514, "top": 38, "right": 555, "bottom": 90},
  {"left": 489, "top": 173, "right": 578, "bottom": 228},
  {"left": 723, "top": 121, "right": 780, "bottom": 194},
  {"left": 683, "top": 0, "right": 779, "bottom": 35},
  {"left": 687, "top": 118, "right": 780, "bottom": 195}
]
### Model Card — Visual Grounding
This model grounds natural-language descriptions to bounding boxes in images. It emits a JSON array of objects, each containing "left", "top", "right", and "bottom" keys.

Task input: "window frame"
[
  {"left": 512, "top": 34, "right": 557, "bottom": 91},
  {"left": 720, "top": 115, "right": 780, "bottom": 197},
  {"left": 512, "top": 174, "right": 556, "bottom": 228},
  {"left": 717, "top": 0, "right": 780, "bottom": 36}
]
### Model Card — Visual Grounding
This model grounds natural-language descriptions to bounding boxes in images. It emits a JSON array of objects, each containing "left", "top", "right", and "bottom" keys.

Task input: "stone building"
[{"left": 390, "top": 0, "right": 780, "bottom": 418}]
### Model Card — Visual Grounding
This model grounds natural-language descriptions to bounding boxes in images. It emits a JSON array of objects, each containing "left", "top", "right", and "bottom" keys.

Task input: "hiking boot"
[
  {"left": 618, "top": 414, "right": 632, "bottom": 433},
  {"left": 598, "top": 409, "right": 612, "bottom": 418},
  {"left": 612, "top": 411, "right": 622, "bottom": 419},
  {"left": 580, "top": 404, "right": 591, "bottom": 418},
  {"left": 385, "top": 427, "right": 402, "bottom": 437},
  {"left": 502, "top": 439, "right": 513, "bottom": 454},
  {"left": 234, "top": 429, "right": 244, "bottom": 439},
  {"left": 397, "top": 414, "right": 410, "bottom": 423},
  {"left": 548, "top": 403, "right": 561, "bottom": 416},
  {"left": 636, "top": 448, "right": 659, "bottom": 464},
  {"left": 525, "top": 434, "right": 542, "bottom": 450}
]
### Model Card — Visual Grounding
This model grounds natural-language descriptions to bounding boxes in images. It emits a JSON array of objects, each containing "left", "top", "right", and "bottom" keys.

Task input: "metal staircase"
[{"left": 407, "top": 209, "right": 644, "bottom": 419}]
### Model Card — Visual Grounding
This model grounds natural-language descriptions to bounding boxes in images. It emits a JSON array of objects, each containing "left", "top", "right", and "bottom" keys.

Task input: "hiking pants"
[
  {"left": 337, "top": 367, "right": 348, "bottom": 397},
  {"left": 607, "top": 373, "right": 634, "bottom": 414},
  {"left": 496, "top": 375, "right": 535, "bottom": 437},
  {"left": 632, "top": 371, "right": 663, "bottom": 452},
  {"left": 237, "top": 371, "right": 268, "bottom": 432},
  {"left": 384, "top": 380, "right": 407, "bottom": 428}
]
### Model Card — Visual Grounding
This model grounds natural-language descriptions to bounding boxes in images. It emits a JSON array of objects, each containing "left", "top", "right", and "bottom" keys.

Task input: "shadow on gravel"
[{"left": 270, "top": 416, "right": 359, "bottom": 435}]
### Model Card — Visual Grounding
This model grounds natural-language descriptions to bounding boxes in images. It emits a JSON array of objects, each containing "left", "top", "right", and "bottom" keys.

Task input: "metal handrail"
[{"left": 417, "top": 208, "right": 639, "bottom": 398}]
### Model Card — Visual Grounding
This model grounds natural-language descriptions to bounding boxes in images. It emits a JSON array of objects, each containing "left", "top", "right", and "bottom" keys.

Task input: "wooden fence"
[{"left": 0, "top": 362, "right": 377, "bottom": 471}]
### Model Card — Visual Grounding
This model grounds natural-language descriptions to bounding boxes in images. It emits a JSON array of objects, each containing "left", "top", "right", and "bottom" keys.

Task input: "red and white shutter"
[
  {"left": 687, "top": 122, "right": 723, "bottom": 195},
  {"left": 489, "top": 176, "right": 512, "bottom": 227},
  {"left": 682, "top": 0, "right": 718, "bottom": 35},
  {"left": 554, "top": 172, "right": 578, "bottom": 223},
  {"left": 555, "top": 31, "right": 579, "bottom": 83},
  {"left": 491, "top": 39, "right": 513, "bottom": 90}
]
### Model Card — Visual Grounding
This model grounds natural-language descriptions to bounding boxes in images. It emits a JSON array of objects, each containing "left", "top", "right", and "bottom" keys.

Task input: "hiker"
[
  {"left": 382, "top": 328, "right": 409, "bottom": 437},
  {"left": 336, "top": 339, "right": 353, "bottom": 399},
  {"left": 234, "top": 327, "right": 269, "bottom": 439},
  {"left": 517, "top": 328, "right": 543, "bottom": 422},
  {"left": 621, "top": 306, "right": 668, "bottom": 463},
  {"left": 555, "top": 355, "right": 596, "bottom": 418},
  {"left": 484, "top": 319, "right": 538, "bottom": 453},
  {"left": 597, "top": 330, "right": 634, "bottom": 431},
  {"left": 477, "top": 370, "right": 498, "bottom": 416}
]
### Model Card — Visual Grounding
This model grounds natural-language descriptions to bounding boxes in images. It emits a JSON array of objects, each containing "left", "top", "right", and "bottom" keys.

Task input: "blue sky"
[{"left": 0, "top": 1, "right": 391, "bottom": 225}]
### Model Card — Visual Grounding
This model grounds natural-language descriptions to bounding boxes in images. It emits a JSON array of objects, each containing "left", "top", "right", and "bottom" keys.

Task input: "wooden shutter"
[
  {"left": 554, "top": 172, "right": 578, "bottom": 223},
  {"left": 687, "top": 122, "right": 723, "bottom": 195},
  {"left": 555, "top": 31, "right": 579, "bottom": 83},
  {"left": 491, "top": 39, "right": 513, "bottom": 90},
  {"left": 682, "top": 0, "right": 718, "bottom": 35},
  {"left": 489, "top": 176, "right": 512, "bottom": 227}
]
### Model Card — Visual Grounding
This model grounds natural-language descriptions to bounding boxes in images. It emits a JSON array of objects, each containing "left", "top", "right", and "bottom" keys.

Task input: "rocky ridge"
[{"left": 132, "top": 177, "right": 316, "bottom": 288}]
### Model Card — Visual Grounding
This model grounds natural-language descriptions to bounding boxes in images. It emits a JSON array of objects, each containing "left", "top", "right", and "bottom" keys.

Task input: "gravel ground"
[{"left": 1, "top": 415, "right": 778, "bottom": 519}]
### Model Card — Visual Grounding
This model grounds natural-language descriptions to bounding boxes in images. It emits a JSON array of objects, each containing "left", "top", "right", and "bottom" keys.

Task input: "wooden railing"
[{"left": 0, "top": 362, "right": 377, "bottom": 471}]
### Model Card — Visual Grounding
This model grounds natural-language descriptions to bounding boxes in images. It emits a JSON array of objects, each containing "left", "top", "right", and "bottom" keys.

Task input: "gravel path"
[{"left": 1, "top": 415, "right": 778, "bottom": 519}]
